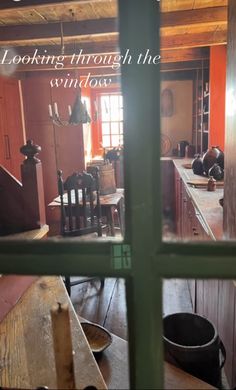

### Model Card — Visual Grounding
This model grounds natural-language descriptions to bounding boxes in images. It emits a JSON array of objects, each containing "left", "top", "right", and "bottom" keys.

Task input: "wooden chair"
[{"left": 58, "top": 168, "right": 104, "bottom": 295}]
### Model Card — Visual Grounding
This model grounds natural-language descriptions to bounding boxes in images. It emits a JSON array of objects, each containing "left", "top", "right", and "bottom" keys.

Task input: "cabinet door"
[{"left": 174, "top": 169, "right": 182, "bottom": 236}]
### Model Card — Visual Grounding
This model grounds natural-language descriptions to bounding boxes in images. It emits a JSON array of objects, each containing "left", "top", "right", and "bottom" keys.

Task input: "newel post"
[{"left": 20, "top": 140, "right": 46, "bottom": 230}]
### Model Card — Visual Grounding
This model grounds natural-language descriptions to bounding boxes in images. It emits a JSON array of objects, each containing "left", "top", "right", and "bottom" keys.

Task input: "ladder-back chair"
[{"left": 58, "top": 168, "right": 104, "bottom": 295}]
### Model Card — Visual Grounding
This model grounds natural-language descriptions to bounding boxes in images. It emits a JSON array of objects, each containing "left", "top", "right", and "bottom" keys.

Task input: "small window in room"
[{"left": 100, "top": 94, "right": 123, "bottom": 148}]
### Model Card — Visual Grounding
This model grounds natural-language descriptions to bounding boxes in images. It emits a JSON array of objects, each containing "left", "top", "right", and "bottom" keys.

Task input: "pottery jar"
[
  {"left": 192, "top": 155, "right": 204, "bottom": 175},
  {"left": 202, "top": 146, "right": 224, "bottom": 175},
  {"left": 207, "top": 176, "right": 216, "bottom": 192},
  {"left": 208, "top": 163, "right": 224, "bottom": 181}
]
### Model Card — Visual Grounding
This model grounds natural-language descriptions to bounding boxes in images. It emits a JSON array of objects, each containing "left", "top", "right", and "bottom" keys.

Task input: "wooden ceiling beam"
[
  {"left": 0, "top": 0, "right": 108, "bottom": 11},
  {"left": 161, "top": 30, "right": 227, "bottom": 50},
  {"left": 161, "top": 6, "right": 227, "bottom": 28},
  {"left": 160, "top": 60, "right": 209, "bottom": 72},
  {"left": 14, "top": 41, "right": 119, "bottom": 57},
  {"left": 13, "top": 47, "right": 209, "bottom": 72},
  {"left": 0, "top": 8, "right": 227, "bottom": 45},
  {"left": 13, "top": 43, "right": 209, "bottom": 63},
  {"left": 0, "top": 18, "right": 117, "bottom": 43},
  {"left": 162, "top": 47, "right": 209, "bottom": 63}
]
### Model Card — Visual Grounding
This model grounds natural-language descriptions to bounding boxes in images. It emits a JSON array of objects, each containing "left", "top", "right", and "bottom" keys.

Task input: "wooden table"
[
  {"left": 48, "top": 189, "right": 124, "bottom": 236},
  {"left": 0, "top": 276, "right": 106, "bottom": 389}
]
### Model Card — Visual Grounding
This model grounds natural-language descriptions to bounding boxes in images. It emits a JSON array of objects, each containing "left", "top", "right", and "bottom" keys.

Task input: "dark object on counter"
[
  {"left": 208, "top": 163, "right": 224, "bottom": 181},
  {"left": 163, "top": 312, "right": 226, "bottom": 388},
  {"left": 192, "top": 154, "right": 204, "bottom": 175},
  {"left": 177, "top": 140, "right": 189, "bottom": 158},
  {"left": 219, "top": 197, "right": 224, "bottom": 207},
  {"left": 202, "top": 146, "right": 224, "bottom": 175},
  {"left": 217, "top": 148, "right": 224, "bottom": 170},
  {"left": 207, "top": 176, "right": 216, "bottom": 192},
  {"left": 172, "top": 148, "right": 178, "bottom": 156},
  {"left": 185, "top": 144, "right": 195, "bottom": 158},
  {"left": 104, "top": 147, "right": 121, "bottom": 161}
]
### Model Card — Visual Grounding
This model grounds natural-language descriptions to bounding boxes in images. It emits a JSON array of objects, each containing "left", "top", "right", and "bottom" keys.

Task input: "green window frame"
[{"left": 1, "top": 1, "right": 236, "bottom": 389}]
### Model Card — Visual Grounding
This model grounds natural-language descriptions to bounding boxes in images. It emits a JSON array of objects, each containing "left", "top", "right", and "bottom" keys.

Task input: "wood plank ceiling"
[{"left": 0, "top": 0, "right": 228, "bottom": 74}]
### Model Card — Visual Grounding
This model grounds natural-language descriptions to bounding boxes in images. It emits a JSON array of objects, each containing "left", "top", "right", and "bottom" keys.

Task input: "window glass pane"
[
  {"left": 111, "top": 135, "right": 120, "bottom": 146},
  {"left": 119, "top": 134, "right": 124, "bottom": 144},
  {"left": 102, "top": 135, "right": 110, "bottom": 148},
  {"left": 111, "top": 122, "right": 119, "bottom": 134},
  {"left": 110, "top": 95, "right": 120, "bottom": 121},
  {"left": 101, "top": 96, "right": 110, "bottom": 121},
  {"left": 119, "top": 95, "right": 123, "bottom": 120},
  {"left": 119, "top": 108, "right": 123, "bottom": 121},
  {"left": 102, "top": 123, "right": 110, "bottom": 135}
]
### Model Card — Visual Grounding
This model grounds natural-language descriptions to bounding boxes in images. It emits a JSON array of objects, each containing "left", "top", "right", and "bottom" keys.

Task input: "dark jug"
[
  {"left": 185, "top": 144, "right": 195, "bottom": 158},
  {"left": 216, "top": 146, "right": 224, "bottom": 170},
  {"left": 208, "top": 163, "right": 224, "bottom": 181},
  {"left": 202, "top": 146, "right": 223, "bottom": 175},
  {"left": 178, "top": 141, "right": 189, "bottom": 158},
  {"left": 192, "top": 155, "right": 204, "bottom": 175}
]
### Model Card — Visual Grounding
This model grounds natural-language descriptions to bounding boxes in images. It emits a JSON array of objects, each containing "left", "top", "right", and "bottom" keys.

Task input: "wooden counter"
[
  {"left": 164, "top": 159, "right": 236, "bottom": 388},
  {"left": 0, "top": 276, "right": 106, "bottom": 389},
  {"left": 173, "top": 158, "right": 224, "bottom": 240}
]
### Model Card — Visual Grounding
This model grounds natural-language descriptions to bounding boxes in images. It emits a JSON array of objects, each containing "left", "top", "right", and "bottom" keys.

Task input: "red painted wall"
[
  {"left": 22, "top": 71, "right": 85, "bottom": 222},
  {"left": 209, "top": 46, "right": 227, "bottom": 151}
]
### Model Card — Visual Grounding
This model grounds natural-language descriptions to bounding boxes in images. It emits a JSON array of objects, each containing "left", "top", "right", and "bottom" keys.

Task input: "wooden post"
[
  {"left": 20, "top": 140, "right": 46, "bottom": 230},
  {"left": 223, "top": 0, "right": 236, "bottom": 238},
  {"left": 50, "top": 302, "right": 76, "bottom": 390}
]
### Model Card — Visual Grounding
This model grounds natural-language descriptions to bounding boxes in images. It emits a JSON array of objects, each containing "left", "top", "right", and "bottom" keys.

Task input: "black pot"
[
  {"left": 216, "top": 147, "right": 224, "bottom": 170},
  {"left": 208, "top": 163, "right": 224, "bottom": 181},
  {"left": 192, "top": 155, "right": 204, "bottom": 175},
  {"left": 202, "top": 146, "right": 224, "bottom": 175}
]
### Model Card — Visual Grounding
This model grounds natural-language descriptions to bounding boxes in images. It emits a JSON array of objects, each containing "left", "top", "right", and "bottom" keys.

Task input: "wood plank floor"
[{"left": 71, "top": 278, "right": 193, "bottom": 340}]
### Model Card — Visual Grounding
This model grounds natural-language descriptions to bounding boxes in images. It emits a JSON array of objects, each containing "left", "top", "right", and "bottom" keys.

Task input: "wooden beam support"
[
  {"left": 0, "top": 29, "right": 227, "bottom": 50},
  {"left": 11, "top": 47, "right": 209, "bottom": 73},
  {"left": 160, "top": 60, "right": 209, "bottom": 72},
  {"left": 161, "top": 6, "right": 227, "bottom": 28},
  {"left": 162, "top": 47, "right": 210, "bottom": 63},
  {"left": 0, "top": 18, "right": 117, "bottom": 44},
  {"left": 0, "top": 0, "right": 108, "bottom": 10},
  {"left": 161, "top": 30, "right": 227, "bottom": 50},
  {"left": 13, "top": 41, "right": 119, "bottom": 57},
  {"left": 0, "top": 7, "right": 227, "bottom": 49},
  {"left": 15, "top": 44, "right": 209, "bottom": 61}
]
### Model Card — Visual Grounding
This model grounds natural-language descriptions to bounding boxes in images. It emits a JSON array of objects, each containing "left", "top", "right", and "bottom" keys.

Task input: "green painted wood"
[
  {"left": 119, "top": 0, "right": 163, "bottom": 388},
  {"left": 0, "top": 1, "right": 236, "bottom": 389}
]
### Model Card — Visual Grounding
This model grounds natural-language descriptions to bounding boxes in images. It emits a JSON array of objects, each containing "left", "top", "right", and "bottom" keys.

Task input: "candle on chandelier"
[
  {"left": 48, "top": 104, "right": 53, "bottom": 117},
  {"left": 54, "top": 102, "right": 59, "bottom": 117}
]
